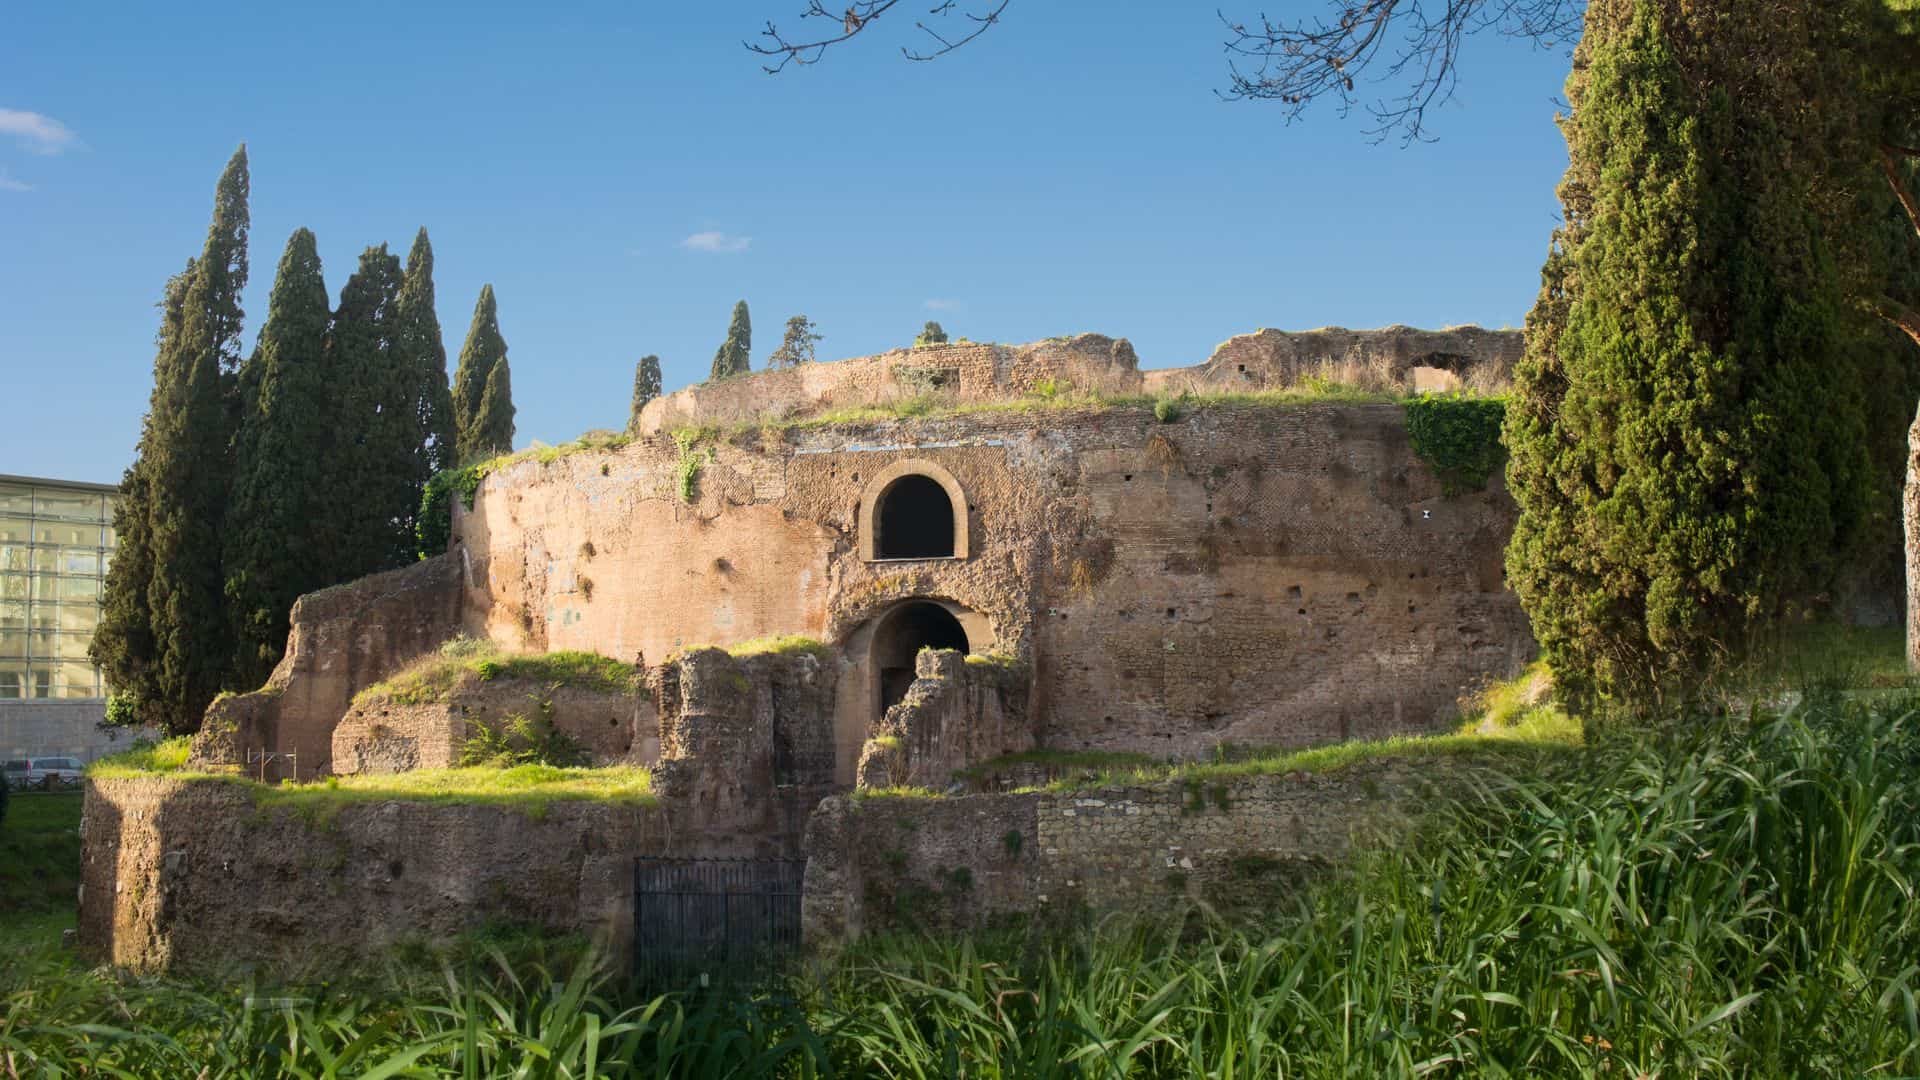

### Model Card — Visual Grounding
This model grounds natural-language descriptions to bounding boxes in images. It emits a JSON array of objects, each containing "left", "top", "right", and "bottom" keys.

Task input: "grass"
[
  {"left": 85, "top": 735, "right": 193, "bottom": 778},
  {"left": 1005, "top": 664, "right": 1579, "bottom": 795},
  {"left": 6, "top": 691, "right": 1918, "bottom": 1075},
  {"left": 724, "top": 634, "right": 833, "bottom": 661},
  {"left": 0, "top": 789, "right": 82, "bottom": 920},
  {"left": 353, "top": 637, "right": 642, "bottom": 707}
]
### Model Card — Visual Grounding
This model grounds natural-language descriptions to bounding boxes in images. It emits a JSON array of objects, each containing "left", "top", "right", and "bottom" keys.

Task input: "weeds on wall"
[
  {"left": 1404, "top": 392, "right": 1508, "bottom": 495},
  {"left": 672, "top": 429, "right": 711, "bottom": 504},
  {"left": 458, "top": 704, "right": 590, "bottom": 769}
]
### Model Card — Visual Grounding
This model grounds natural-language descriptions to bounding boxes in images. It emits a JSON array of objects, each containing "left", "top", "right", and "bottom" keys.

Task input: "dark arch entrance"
[
  {"left": 875, "top": 475, "right": 955, "bottom": 559},
  {"left": 873, "top": 601, "right": 970, "bottom": 716}
]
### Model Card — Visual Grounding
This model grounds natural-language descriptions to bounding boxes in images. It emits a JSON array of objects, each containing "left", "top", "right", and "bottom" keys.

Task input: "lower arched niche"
[{"left": 830, "top": 598, "right": 994, "bottom": 785}]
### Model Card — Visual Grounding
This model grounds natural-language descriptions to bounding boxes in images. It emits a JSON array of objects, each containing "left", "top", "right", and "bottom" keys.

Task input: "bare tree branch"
[
  {"left": 748, "top": 0, "right": 1009, "bottom": 73},
  {"left": 1219, "top": 0, "right": 1585, "bottom": 144}
]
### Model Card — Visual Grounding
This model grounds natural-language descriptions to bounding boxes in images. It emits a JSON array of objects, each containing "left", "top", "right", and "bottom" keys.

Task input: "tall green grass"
[{"left": 6, "top": 694, "right": 1917, "bottom": 1075}]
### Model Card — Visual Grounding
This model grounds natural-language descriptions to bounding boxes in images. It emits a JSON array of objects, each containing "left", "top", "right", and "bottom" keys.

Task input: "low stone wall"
[
  {"left": 333, "top": 681, "right": 656, "bottom": 774},
  {"left": 803, "top": 757, "right": 1455, "bottom": 943},
  {"left": 192, "top": 555, "right": 465, "bottom": 780},
  {"left": 79, "top": 776, "right": 665, "bottom": 975}
]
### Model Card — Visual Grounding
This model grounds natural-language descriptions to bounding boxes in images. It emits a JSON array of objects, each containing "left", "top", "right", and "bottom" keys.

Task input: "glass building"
[{"left": 0, "top": 474, "right": 119, "bottom": 701}]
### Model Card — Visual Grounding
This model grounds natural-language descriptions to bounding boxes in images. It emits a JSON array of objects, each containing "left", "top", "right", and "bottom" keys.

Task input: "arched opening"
[
  {"left": 874, "top": 475, "right": 955, "bottom": 559},
  {"left": 872, "top": 601, "right": 969, "bottom": 717}
]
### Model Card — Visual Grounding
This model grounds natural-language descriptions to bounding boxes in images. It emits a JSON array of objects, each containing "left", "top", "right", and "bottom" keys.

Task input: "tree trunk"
[{"left": 1909, "top": 399, "right": 1920, "bottom": 671}]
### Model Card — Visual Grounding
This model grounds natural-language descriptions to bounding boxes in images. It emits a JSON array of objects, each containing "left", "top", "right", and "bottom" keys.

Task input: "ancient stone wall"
[
  {"left": 854, "top": 649, "right": 1032, "bottom": 790},
  {"left": 458, "top": 401, "right": 1530, "bottom": 775},
  {"left": 633, "top": 335, "right": 1144, "bottom": 436},
  {"left": 332, "top": 681, "right": 655, "bottom": 775},
  {"left": 1145, "top": 325, "right": 1523, "bottom": 395},
  {"left": 78, "top": 776, "right": 663, "bottom": 975},
  {"left": 803, "top": 758, "right": 1450, "bottom": 943},
  {"left": 192, "top": 556, "right": 464, "bottom": 780}
]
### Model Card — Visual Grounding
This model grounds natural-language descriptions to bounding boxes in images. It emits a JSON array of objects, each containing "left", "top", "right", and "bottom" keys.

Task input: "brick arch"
[{"left": 857, "top": 459, "right": 970, "bottom": 561}]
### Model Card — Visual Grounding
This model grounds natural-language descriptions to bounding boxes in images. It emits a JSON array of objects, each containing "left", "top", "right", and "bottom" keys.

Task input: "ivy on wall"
[
  {"left": 416, "top": 463, "right": 490, "bottom": 559},
  {"left": 1405, "top": 395, "right": 1507, "bottom": 496}
]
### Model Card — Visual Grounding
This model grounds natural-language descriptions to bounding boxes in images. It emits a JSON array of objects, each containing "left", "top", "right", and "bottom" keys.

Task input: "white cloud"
[
  {"left": 923, "top": 298, "right": 963, "bottom": 312},
  {"left": 0, "top": 108, "right": 78, "bottom": 155},
  {"left": 680, "top": 230, "right": 750, "bottom": 254},
  {"left": 0, "top": 169, "right": 30, "bottom": 193}
]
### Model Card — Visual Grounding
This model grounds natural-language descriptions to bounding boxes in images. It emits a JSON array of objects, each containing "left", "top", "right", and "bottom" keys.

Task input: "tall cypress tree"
[
  {"left": 709, "top": 300, "right": 751, "bottom": 379},
  {"left": 394, "top": 229, "right": 456, "bottom": 539},
  {"left": 92, "top": 260, "right": 195, "bottom": 727},
  {"left": 1504, "top": 0, "right": 1871, "bottom": 706},
  {"left": 324, "top": 244, "right": 408, "bottom": 580},
  {"left": 471, "top": 347, "right": 516, "bottom": 457},
  {"left": 451, "top": 284, "right": 507, "bottom": 462},
  {"left": 225, "top": 229, "right": 333, "bottom": 687},
  {"left": 144, "top": 145, "right": 249, "bottom": 733},
  {"left": 628, "top": 354, "right": 662, "bottom": 434}
]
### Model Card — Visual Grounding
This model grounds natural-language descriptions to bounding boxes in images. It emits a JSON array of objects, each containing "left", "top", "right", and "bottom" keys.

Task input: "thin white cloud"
[
  {"left": 0, "top": 108, "right": 78, "bottom": 155},
  {"left": 680, "top": 230, "right": 750, "bottom": 254},
  {"left": 923, "top": 298, "right": 963, "bottom": 312},
  {"left": 0, "top": 169, "right": 30, "bottom": 193}
]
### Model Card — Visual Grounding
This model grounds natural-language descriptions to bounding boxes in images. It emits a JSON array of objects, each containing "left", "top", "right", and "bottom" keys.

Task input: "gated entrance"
[{"left": 633, "top": 857, "right": 805, "bottom": 985}]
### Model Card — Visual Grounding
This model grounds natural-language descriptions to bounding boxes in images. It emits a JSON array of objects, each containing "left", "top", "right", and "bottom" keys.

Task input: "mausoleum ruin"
[{"left": 80, "top": 324, "right": 1538, "bottom": 972}]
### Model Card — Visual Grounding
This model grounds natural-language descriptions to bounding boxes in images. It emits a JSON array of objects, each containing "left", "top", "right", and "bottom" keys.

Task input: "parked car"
[
  {"left": 2, "top": 759, "right": 29, "bottom": 790},
  {"left": 26, "top": 756, "right": 84, "bottom": 789}
]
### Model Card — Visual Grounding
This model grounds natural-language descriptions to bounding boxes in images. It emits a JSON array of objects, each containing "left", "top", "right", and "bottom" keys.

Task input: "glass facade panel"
[
  {"left": 34, "top": 490, "right": 103, "bottom": 521},
  {"left": 0, "top": 478, "right": 116, "bottom": 702}
]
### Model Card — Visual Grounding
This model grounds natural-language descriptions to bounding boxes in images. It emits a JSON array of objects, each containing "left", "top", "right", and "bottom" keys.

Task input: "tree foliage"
[
  {"left": 914, "top": 320, "right": 948, "bottom": 347},
  {"left": 326, "top": 244, "right": 415, "bottom": 580},
  {"left": 225, "top": 229, "right": 333, "bottom": 688},
  {"left": 766, "top": 315, "right": 822, "bottom": 369},
  {"left": 471, "top": 345, "right": 516, "bottom": 458},
  {"left": 452, "top": 285, "right": 509, "bottom": 462},
  {"left": 137, "top": 145, "right": 249, "bottom": 733},
  {"left": 710, "top": 300, "right": 752, "bottom": 380},
  {"left": 1504, "top": 0, "right": 1887, "bottom": 707},
  {"left": 628, "top": 355, "right": 662, "bottom": 434},
  {"left": 395, "top": 230, "right": 457, "bottom": 510}
]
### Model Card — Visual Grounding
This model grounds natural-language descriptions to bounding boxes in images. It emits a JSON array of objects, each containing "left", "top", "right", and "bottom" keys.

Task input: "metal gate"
[{"left": 633, "top": 857, "right": 805, "bottom": 986}]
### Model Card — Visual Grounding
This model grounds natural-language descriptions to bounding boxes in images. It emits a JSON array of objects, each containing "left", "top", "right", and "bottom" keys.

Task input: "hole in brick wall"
[
  {"left": 1165, "top": 607, "right": 1177, "bottom": 619},
  {"left": 388, "top": 860, "right": 404, "bottom": 880},
  {"left": 1237, "top": 364, "right": 1246, "bottom": 373},
  {"left": 1123, "top": 474, "right": 1133, "bottom": 482},
  {"left": 1408, "top": 605, "right": 1418, "bottom": 614},
  {"left": 875, "top": 474, "right": 955, "bottom": 558},
  {"left": 1287, "top": 585, "right": 1302, "bottom": 599},
  {"left": 1297, "top": 609, "right": 1307, "bottom": 615},
  {"left": 1346, "top": 592, "right": 1360, "bottom": 602}
]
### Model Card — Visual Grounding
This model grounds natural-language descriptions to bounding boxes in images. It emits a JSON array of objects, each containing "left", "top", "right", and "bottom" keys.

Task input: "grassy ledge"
[{"left": 353, "top": 637, "right": 642, "bottom": 707}]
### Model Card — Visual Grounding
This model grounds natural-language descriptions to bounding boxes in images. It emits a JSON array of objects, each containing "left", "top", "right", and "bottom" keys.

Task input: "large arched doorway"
[
  {"left": 874, "top": 475, "right": 955, "bottom": 559},
  {"left": 872, "top": 601, "right": 970, "bottom": 716}
]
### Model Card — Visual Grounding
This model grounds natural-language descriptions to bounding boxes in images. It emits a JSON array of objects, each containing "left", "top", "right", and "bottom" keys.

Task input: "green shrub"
[
  {"left": 1404, "top": 392, "right": 1506, "bottom": 495},
  {"left": 458, "top": 709, "right": 589, "bottom": 769},
  {"left": 1153, "top": 395, "right": 1183, "bottom": 423}
]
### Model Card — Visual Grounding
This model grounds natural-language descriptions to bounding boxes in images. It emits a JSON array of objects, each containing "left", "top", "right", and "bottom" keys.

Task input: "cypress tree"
[
  {"left": 471, "top": 349, "right": 516, "bottom": 456},
  {"left": 452, "top": 285, "right": 508, "bottom": 461},
  {"left": 92, "top": 260, "right": 195, "bottom": 727},
  {"left": 709, "top": 300, "right": 751, "bottom": 379},
  {"left": 1504, "top": 1, "right": 1871, "bottom": 707},
  {"left": 325, "top": 244, "right": 408, "bottom": 580},
  {"left": 144, "top": 145, "right": 249, "bottom": 733},
  {"left": 628, "top": 354, "right": 662, "bottom": 434},
  {"left": 224, "top": 229, "right": 332, "bottom": 687},
  {"left": 394, "top": 229, "right": 456, "bottom": 550}
]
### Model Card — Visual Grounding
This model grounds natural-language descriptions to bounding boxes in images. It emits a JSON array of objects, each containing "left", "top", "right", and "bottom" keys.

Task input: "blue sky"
[{"left": 0, "top": 2, "right": 1574, "bottom": 484}]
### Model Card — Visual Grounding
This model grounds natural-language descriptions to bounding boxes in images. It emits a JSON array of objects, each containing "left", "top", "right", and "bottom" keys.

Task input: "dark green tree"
[
  {"left": 471, "top": 347, "right": 516, "bottom": 456},
  {"left": 225, "top": 229, "right": 333, "bottom": 687},
  {"left": 709, "top": 300, "right": 751, "bottom": 379},
  {"left": 766, "top": 315, "right": 822, "bottom": 369},
  {"left": 452, "top": 285, "right": 509, "bottom": 461},
  {"left": 396, "top": 229, "right": 457, "bottom": 485},
  {"left": 325, "top": 244, "right": 408, "bottom": 579},
  {"left": 143, "top": 145, "right": 250, "bottom": 733},
  {"left": 92, "top": 261, "right": 195, "bottom": 727},
  {"left": 628, "top": 354, "right": 662, "bottom": 434},
  {"left": 915, "top": 320, "right": 948, "bottom": 346},
  {"left": 1504, "top": 0, "right": 1876, "bottom": 707}
]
